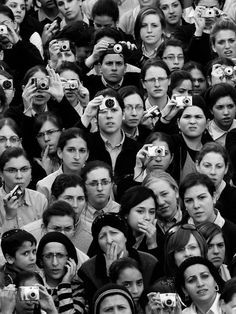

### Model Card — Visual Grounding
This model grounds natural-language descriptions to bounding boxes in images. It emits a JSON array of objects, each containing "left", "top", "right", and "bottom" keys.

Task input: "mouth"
[
  {"left": 197, "top": 289, "right": 208, "bottom": 295},
  {"left": 224, "top": 50, "right": 233, "bottom": 56},
  {"left": 96, "top": 194, "right": 106, "bottom": 198}
]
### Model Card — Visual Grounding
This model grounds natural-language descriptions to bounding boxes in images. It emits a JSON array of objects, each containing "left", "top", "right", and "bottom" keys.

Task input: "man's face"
[
  {"left": 93, "top": 15, "right": 116, "bottom": 30},
  {"left": 45, "top": 215, "right": 75, "bottom": 239},
  {"left": 100, "top": 53, "right": 126, "bottom": 84}
]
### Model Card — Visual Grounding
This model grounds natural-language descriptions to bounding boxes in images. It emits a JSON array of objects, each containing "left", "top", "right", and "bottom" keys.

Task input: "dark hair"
[
  {"left": 0, "top": 117, "right": 21, "bottom": 138},
  {"left": 33, "top": 112, "right": 63, "bottom": 138},
  {"left": 0, "top": 4, "right": 15, "bottom": 21},
  {"left": 56, "top": 61, "right": 82, "bottom": 79},
  {"left": 0, "top": 147, "right": 30, "bottom": 171},
  {"left": 1, "top": 229, "right": 36, "bottom": 258},
  {"left": 91, "top": 0, "right": 119, "bottom": 23},
  {"left": 141, "top": 58, "right": 170, "bottom": 80},
  {"left": 179, "top": 172, "right": 216, "bottom": 201},
  {"left": 159, "top": 38, "right": 184, "bottom": 58},
  {"left": 99, "top": 47, "right": 127, "bottom": 65},
  {"left": 196, "top": 141, "right": 229, "bottom": 166},
  {"left": 118, "top": 85, "right": 144, "bottom": 102},
  {"left": 51, "top": 173, "right": 85, "bottom": 199},
  {"left": 145, "top": 132, "right": 175, "bottom": 155},
  {"left": 183, "top": 61, "right": 206, "bottom": 77},
  {"left": 15, "top": 271, "right": 44, "bottom": 287},
  {"left": 0, "top": 85, "right": 7, "bottom": 115},
  {"left": 178, "top": 95, "right": 211, "bottom": 120},
  {"left": 95, "top": 88, "right": 125, "bottom": 110},
  {"left": 22, "top": 65, "right": 48, "bottom": 87},
  {"left": 211, "top": 18, "right": 236, "bottom": 47},
  {"left": 42, "top": 200, "right": 76, "bottom": 227},
  {"left": 57, "top": 127, "right": 90, "bottom": 151},
  {"left": 220, "top": 277, "right": 236, "bottom": 303},
  {"left": 169, "top": 70, "right": 193, "bottom": 96},
  {"left": 134, "top": 7, "right": 165, "bottom": 45},
  {"left": 204, "top": 83, "right": 236, "bottom": 110},
  {"left": 92, "top": 27, "right": 122, "bottom": 46},
  {"left": 206, "top": 57, "right": 235, "bottom": 79},
  {"left": 109, "top": 257, "right": 143, "bottom": 283},
  {"left": 197, "top": 222, "right": 224, "bottom": 246},
  {"left": 119, "top": 186, "right": 157, "bottom": 218},
  {"left": 81, "top": 160, "right": 113, "bottom": 182}
]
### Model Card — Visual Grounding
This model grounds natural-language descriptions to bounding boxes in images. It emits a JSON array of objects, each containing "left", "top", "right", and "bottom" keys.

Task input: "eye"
[{"left": 78, "top": 196, "right": 85, "bottom": 202}]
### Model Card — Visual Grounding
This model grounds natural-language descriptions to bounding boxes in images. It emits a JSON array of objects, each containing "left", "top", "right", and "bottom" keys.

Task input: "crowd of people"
[{"left": 0, "top": 0, "right": 236, "bottom": 312}]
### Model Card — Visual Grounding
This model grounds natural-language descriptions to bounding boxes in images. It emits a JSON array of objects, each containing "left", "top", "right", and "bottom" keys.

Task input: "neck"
[
  {"left": 194, "top": 293, "right": 217, "bottom": 314},
  {"left": 122, "top": 123, "right": 137, "bottom": 136},
  {"left": 62, "top": 164, "right": 82, "bottom": 176},
  {"left": 46, "top": 275, "right": 61, "bottom": 288},
  {"left": 166, "top": 22, "right": 180, "bottom": 35},
  {"left": 144, "top": 38, "right": 162, "bottom": 52},
  {"left": 182, "top": 133, "right": 203, "bottom": 150},
  {"left": 100, "top": 129, "right": 123, "bottom": 146},
  {"left": 43, "top": 6, "right": 59, "bottom": 19},
  {"left": 90, "top": 199, "right": 109, "bottom": 210},
  {"left": 214, "top": 119, "right": 233, "bottom": 132},
  {"left": 148, "top": 94, "right": 168, "bottom": 111},
  {"left": 65, "top": 11, "right": 83, "bottom": 23},
  {"left": 32, "top": 103, "right": 47, "bottom": 114}
]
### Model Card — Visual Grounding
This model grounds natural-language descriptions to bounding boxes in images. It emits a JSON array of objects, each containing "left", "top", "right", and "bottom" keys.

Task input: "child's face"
[{"left": 12, "top": 241, "right": 37, "bottom": 271}]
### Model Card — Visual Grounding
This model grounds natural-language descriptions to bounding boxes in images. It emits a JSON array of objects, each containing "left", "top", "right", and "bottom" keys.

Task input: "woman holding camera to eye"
[{"left": 206, "top": 57, "right": 236, "bottom": 87}]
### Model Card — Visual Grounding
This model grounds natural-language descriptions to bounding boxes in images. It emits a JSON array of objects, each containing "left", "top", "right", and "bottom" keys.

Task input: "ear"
[
  {"left": 196, "top": 160, "right": 200, "bottom": 172},
  {"left": 177, "top": 118, "right": 180, "bottom": 130},
  {"left": 212, "top": 44, "right": 216, "bottom": 53},
  {"left": 124, "top": 63, "right": 127, "bottom": 74},
  {"left": 207, "top": 76, "right": 212, "bottom": 86},
  {"left": 98, "top": 63, "right": 102, "bottom": 74},
  {"left": 212, "top": 191, "right": 217, "bottom": 205},
  {"left": 57, "top": 147, "right": 62, "bottom": 160},
  {"left": 5, "top": 253, "right": 15, "bottom": 265},
  {"left": 12, "top": 21, "right": 18, "bottom": 31},
  {"left": 206, "top": 118, "right": 211, "bottom": 129},
  {"left": 141, "top": 79, "right": 146, "bottom": 90}
]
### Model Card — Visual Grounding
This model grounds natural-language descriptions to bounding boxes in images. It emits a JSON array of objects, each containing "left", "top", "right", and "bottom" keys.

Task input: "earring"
[{"left": 215, "top": 284, "right": 219, "bottom": 292}]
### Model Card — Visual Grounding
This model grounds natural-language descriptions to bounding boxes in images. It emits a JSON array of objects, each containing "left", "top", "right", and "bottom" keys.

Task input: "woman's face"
[
  {"left": 2, "top": 155, "right": 31, "bottom": 192},
  {"left": 184, "top": 264, "right": 217, "bottom": 306},
  {"left": 37, "top": 120, "right": 61, "bottom": 155},
  {"left": 100, "top": 295, "right": 132, "bottom": 314},
  {"left": 190, "top": 68, "right": 207, "bottom": 96},
  {"left": 140, "top": 14, "right": 163, "bottom": 46},
  {"left": 143, "top": 66, "right": 169, "bottom": 99},
  {"left": 172, "top": 79, "right": 193, "bottom": 96},
  {"left": 213, "top": 30, "right": 236, "bottom": 59},
  {"left": 148, "top": 179, "right": 178, "bottom": 220},
  {"left": 196, "top": 152, "right": 228, "bottom": 189},
  {"left": 5, "top": 0, "right": 26, "bottom": 24},
  {"left": 146, "top": 140, "right": 173, "bottom": 172},
  {"left": 56, "top": 0, "right": 82, "bottom": 22},
  {"left": 127, "top": 197, "right": 156, "bottom": 235},
  {"left": 159, "top": 0, "right": 182, "bottom": 26},
  {"left": 207, "top": 233, "right": 225, "bottom": 269},
  {"left": 174, "top": 234, "right": 201, "bottom": 267},
  {"left": 98, "top": 226, "right": 127, "bottom": 256},
  {"left": 117, "top": 267, "right": 144, "bottom": 304},
  {"left": 60, "top": 70, "right": 80, "bottom": 105},
  {"left": 162, "top": 46, "right": 184, "bottom": 72},
  {"left": 178, "top": 106, "right": 207, "bottom": 139},
  {"left": 29, "top": 70, "right": 50, "bottom": 106},
  {"left": 0, "top": 74, "right": 15, "bottom": 105},
  {"left": 0, "top": 125, "right": 21, "bottom": 156}
]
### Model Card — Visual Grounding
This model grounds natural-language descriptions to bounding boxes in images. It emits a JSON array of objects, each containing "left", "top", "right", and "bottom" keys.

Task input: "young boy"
[{"left": 0, "top": 229, "right": 37, "bottom": 286}]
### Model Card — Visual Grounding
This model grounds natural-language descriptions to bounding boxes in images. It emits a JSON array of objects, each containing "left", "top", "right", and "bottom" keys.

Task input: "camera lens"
[
  {"left": 105, "top": 98, "right": 115, "bottom": 108},
  {"left": 225, "top": 67, "right": 233, "bottom": 76},
  {"left": 183, "top": 97, "right": 190, "bottom": 105},
  {"left": 113, "top": 44, "right": 123, "bottom": 53},
  {"left": 165, "top": 299, "right": 172, "bottom": 306},
  {"left": 2, "top": 80, "right": 12, "bottom": 89}
]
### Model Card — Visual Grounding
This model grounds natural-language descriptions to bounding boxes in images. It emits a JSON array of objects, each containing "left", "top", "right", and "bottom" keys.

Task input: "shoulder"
[{"left": 37, "top": 168, "right": 62, "bottom": 187}]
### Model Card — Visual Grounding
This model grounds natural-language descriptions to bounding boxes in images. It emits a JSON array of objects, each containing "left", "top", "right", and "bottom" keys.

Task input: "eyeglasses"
[
  {"left": 144, "top": 77, "right": 168, "bottom": 85},
  {"left": 85, "top": 179, "right": 112, "bottom": 187},
  {"left": 0, "top": 136, "right": 20, "bottom": 144},
  {"left": 36, "top": 129, "right": 60, "bottom": 139},
  {"left": 42, "top": 253, "right": 68, "bottom": 261},
  {"left": 3, "top": 166, "right": 32, "bottom": 174},
  {"left": 163, "top": 55, "right": 184, "bottom": 62},
  {"left": 47, "top": 226, "right": 74, "bottom": 233},
  {"left": 124, "top": 104, "right": 144, "bottom": 112}
]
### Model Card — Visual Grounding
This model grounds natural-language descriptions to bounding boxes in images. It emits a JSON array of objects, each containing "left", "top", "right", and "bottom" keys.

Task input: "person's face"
[
  {"left": 148, "top": 179, "right": 178, "bottom": 220},
  {"left": 36, "top": 120, "right": 61, "bottom": 155},
  {"left": 190, "top": 68, "right": 207, "bottom": 96},
  {"left": 2, "top": 155, "right": 32, "bottom": 192},
  {"left": 39, "top": 0, "right": 56, "bottom": 9},
  {"left": 30, "top": 71, "right": 51, "bottom": 106},
  {"left": 93, "top": 15, "right": 116, "bottom": 30},
  {"left": 159, "top": 0, "right": 182, "bottom": 25},
  {"left": 183, "top": 184, "right": 216, "bottom": 225},
  {"left": 0, "top": 125, "right": 21, "bottom": 156},
  {"left": 45, "top": 215, "right": 75, "bottom": 239},
  {"left": 196, "top": 152, "right": 228, "bottom": 189},
  {"left": 0, "top": 74, "right": 15, "bottom": 106},
  {"left": 100, "top": 295, "right": 132, "bottom": 314},
  {"left": 197, "top": 0, "right": 220, "bottom": 28},
  {"left": 98, "top": 226, "right": 127, "bottom": 255},
  {"left": 100, "top": 54, "right": 126, "bottom": 84},
  {"left": 98, "top": 97, "right": 123, "bottom": 135},
  {"left": 15, "top": 277, "right": 39, "bottom": 314},
  {"left": 117, "top": 267, "right": 144, "bottom": 304},
  {"left": 57, "top": 137, "right": 89, "bottom": 174},
  {"left": 139, "top": 0, "right": 158, "bottom": 8},
  {"left": 123, "top": 94, "right": 144, "bottom": 129},
  {"left": 143, "top": 66, "right": 169, "bottom": 99},
  {"left": 11, "top": 241, "right": 36, "bottom": 271},
  {"left": 162, "top": 46, "right": 184, "bottom": 72},
  {"left": 172, "top": 79, "right": 193, "bottom": 96},
  {"left": 85, "top": 168, "right": 112, "bottom": 209},
  {"left": 184, "top": 264, "right": 217, "bottom": 305},
  {"left": 211, "top": 96, "right": 236, "bottom": 131},
  {"left": 207, "top": 233, "right": 225, "bottom": 268},
  {"left": 127, "top": 197, "right": 156, "bottom": 235},
  {"left": 56, "top": 50, "right": 76, "bottom": 68},
  {"left": 140, "top": 14, "right": 163, "bottom": 46},
  {"left": 58, "top": 185, "right": 86, "bottom": 219},
  {"left": 146, "top": 140, "right": 173, "bottom": 172},
  {"left": 221, "top": 293, "right": 236, "bottom": 314},
  {"left": 213, "top": 30, "right": 236, "bottom": 59},
  {"left": 42, "top": 242, "right": 68, "bottom": 284},
  {"left": 60, "top": 70, "right": 80, "bottom": 105},
  {"left": 5, "top": 0, "right": 26, "bottom": 24},
  {"left": 174, "top": 234, "right": 201, "bottom": 267},
  {"left": 178, "top": 106, "right": 207, "bottom": 139},
  {"left": 56, "top": 0, "right": 82, "bottom": 21}
]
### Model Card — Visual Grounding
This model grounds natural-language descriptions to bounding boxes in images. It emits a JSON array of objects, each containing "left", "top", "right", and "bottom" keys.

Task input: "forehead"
[
  {"left": 145, "top": 66, "right": 167, "bottom": 77},
  {"left": 160, "top": 0, "right": 181, "bottom": 5},
  {"left": 86, "top": 167, "right": 110, "bottom": 180},
  {"left": 102, "top": 54, "right": 124, "bottom": 63},
  {"left": 0, "top": 13, "right": 12, "bottom": 23},
  {"left": 7, "top": 0, "right": 25, "bottom": 5},
  {"left": 94, "top": 15, "right": 115, "bottom": 23},
  {"left": 99, "top": 226, "right": 122, "bottom": 234},
  {"left": 124, "top": 94, "right": 143, "bottom": 105},
  {"left": 31, "top": 70, "right": 47, "bottom": 79},
  {"left": 98, "top": 37, "right": 116, "bottom": 44},
  {"left": 184, "top": 184, "right": 210, "bottom": 197},
  {"left": 0, "top": 125, "right": 16, "bottom": 135},
  {"left": 197, "top": 0, "right": 219, "bottom": 7},
  {"left": 200, "top": 152, "right": 225, "bottom": 163},
  {"left": 63, "top": 137, "right": 87, "bottom": 148},
  {"left": 61, "top": 185, "right": 85, "bottom": 196},
  {"left": 184, "top": 264, "right": 210, "bottom": 277},
  {"left": 163, "top": 46, "right": 183, "bottom": 55},
  {"left": 5, "top": 156, "right": 30, "bottom": 166},
  {"left": 40, "top": 120, "right": 57, "bottom": 130},
  {"left": 142, "top": 13, "right": 161, "bottom": 23},
  {"left": 20, "top": 277, "right": 39, "bottom": 286},
  {"left": 214, "top": 96, "right": 235, "bottom": 107},
  {"left": 60, "top": 70, "right": 79, "bottom": 80},
  {"left": 215, "top": 30, "right": 236, "bottom": 41},
  {"left": 100, "top": 295, "right": 130, "bottom": 308},
  {"left": 175, "top": 79, "right": 192, "bottom": 89},
  {"left": 181, "top": 106, "right": 204, "bottom": 115},
  {"left": 151, "top": 139, "right": 170, "bottom": 148},
  {"left": 190, "top": 68, "right": 204, "bottom": 78},
  {"left": 119, "top": 267, "right": 142, "bottom": 279},
  {"left": 42, "top": 242, "right": 67, "bottom": 253},
  {"left": 17, "top": 241, "right": 35, "bottom": 252},
  {"left": 148, "top": 179, "right": 173, "bottom": 193},
  {"left": 48, "top": 215, "right": 74, "bottom": 225}
]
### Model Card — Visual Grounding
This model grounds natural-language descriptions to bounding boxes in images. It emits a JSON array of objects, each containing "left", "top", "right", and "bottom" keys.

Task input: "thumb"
[{"left": 42, "top": 145, "right": 50, "bottom": 159}]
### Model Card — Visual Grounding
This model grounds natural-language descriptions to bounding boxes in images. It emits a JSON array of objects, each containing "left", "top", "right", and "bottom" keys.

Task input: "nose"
[
  {"left": 154, "top": 78, "right": 160, "bottom": 87},
  {"left": 210, "top": 166, "right": 216, "bottom": 175},
  {"left": 196, "top": 277, "right": 204, "bottom": 287},
  {"left": 30, "top": 251, "right": 36, "bottom": 261},
  {"left": 184, "top": 247, "right": 192, "bottom": 257},
  {"left": 64, "top": 2, "right": 69, "bottom": 9},
  {"left": 147, "top": 24, "right": 152, "bottom": 32},
  {"left": 223, "top": 107, "right": 229, "bottom": 115},
  {"left": 73, "top": 198, "right": 78, "bottom": 209},
  {"left": 213, "top": 245, "right": 220, "bottom": 254},
  {"left": 43, "top": 133, "right": 50, "bottom": 142},
  {"left": 225, "top": 40, "right": 230, "bottom": 49},
  {"left": 193, "top": 199, "right": 200, "bottom": 209},
  {"left": 5, "top": 139, "right": 11, "bottom": 148},
  {"left": 173, "top": 56, "right": 179, "bottom": 64},
  {"left": 131, "top": 284, "right": 138, "bottom": 295},
  {"left": 52, "top": 255, "right": 59, "bottom": 266},
  {"left": 144, "top": 211, "right": 151, "bottom": 221},
  {"left": 96, "top": 182, "right": 103, "bottom": 191},
  {"left": 16, "top": 169, "right": 23, "bottom": 178},
  {"left": 112, "top": 63, "right": 117, "bottom": 71},
  {"left": 194, "top": 79, "right": 200, "bottom": 87},
  {"left": 106, "top": 234, "right": 113, "bottom": 244},
  {"left": 131, "top": 108, "right": 137, "bottom": 116},
  {"left": 106, "top": 109, "right": 112, "bottom": 118},
  {"left": 74, "top": 150, "right": 80, "bottom": 160},
  {"left": 157, "top": 195, "right": 165, "bottom": 206},
  {"left": 189, "top": 116, "right": 196, "bottom": 123}
]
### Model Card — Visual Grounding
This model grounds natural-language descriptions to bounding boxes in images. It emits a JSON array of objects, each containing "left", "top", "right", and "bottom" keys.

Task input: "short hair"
[
  {"left": 15, "top": 271, "right": 44, "bottom": 287},
  {"left": 220, "top": 277, "right": 236, "bottom": 303},
  {"left": 169, "top": 70, "right": 193, "bottom": 94},
  {"left": 0, "top": 5, "right": 15, "bottom": 21},
  {"left": 1, "top": 229, "right": 36, "bottom": 258},
  {"left": 179, "top": 172, "right": 216, "bottom": 201},
  {"left": 144, "top": 132, "right": 175, "bottom": 156},
  {"left": 204, "top": 82, "right": 236, "bottom": 110},
  {"left": 141, "top": 58, "right": 170, "bottom": 80},
  {"left": 51, "top": 173, "right": 85, "bottom": 199},
  {"left": 118, "top": 85, "right": 144, "bottom": 102},
  {"left": 91, "top": 0, "right": 119, "bottom": 23},
  {"left": 197, "top": 221, "right": 224, "bottom": 245},
  {"left": 56, "top": 61, "right": 82, "bottom": 79},
  {"left": 210, "top": 19, "right": 236, "bottom": 47},
  {"left": 57, "top": 127, "right": 90, "bottom": 151},
  {"left": 0, "top": 147, "right": 30, "bottom": 171},
  {"left": 109, "top": 257, "right": 143, "bottom": 283},
  {"left": 81, "top": 160, "right": 113, "bottom": 182},
  {"left": 159, "top": 38, "right": 184, "bottom": 58},
  {"left": 22, "top": 65, "right": 48, "bottom": 87},
  {"left": 42, "top": 200, "right": 76, "bottom": 227},
  {"left": 99, "top": 48, "right": 126, "bottom": 65},
  {"left": 0, "top": 117, "right": 22, "bottom": 138},
  {"left": 95, "top": 88, "right": 125, "bottom": 110},
  {"left": 33, "top": 112, "right": 63, "bottom": 137},
  {"left": 92, "top": 27, "right": 122, "bottom": 45},
  {"left": 134, "top": 7, "right": 165, "bottom": 45},
  {"left": 196, "top": 141, "right": 229, "bottom": 166}
]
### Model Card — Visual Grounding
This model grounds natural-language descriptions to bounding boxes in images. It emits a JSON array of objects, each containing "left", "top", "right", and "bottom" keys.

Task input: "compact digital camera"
[
  {"left": 31, "top": 77, "right": 50, "bottom": 90},
  {"left": 9, "top": 185, "right": 23, "bottom": 200},
  {"left": 18, "top": 286, "right": 39, "bottom": 301},
  {"left": 107, "top": 43, "right": 124, "bottom": 54},
  {"left": 201, "top": 8, "right": 217, "bottom": 18},
  {"left": 148, "top": 146, "right": 165, "bottom": 157},
  {"left": 0, "top": 25, "right": 8, "bottom": 35},
  {"left": 146, "top": 106, "right": 160, "bottom": 118},
  {"left": 58, "top": 40, "right": 70, "bottom": 52},
  {"left": 63, "top": 80, "right": 79, "bottom": 90},
  {"left": 159, "top": 293, "right": 176, "bottom": 308},
  {"left": 212, "top": 65, "right": 236, "bottom": 79},
  {"left": 100, "top": 97, "right": 116, "bottom": 110},
  {"left": 0, "top": 79, "right": 13, "bottom": 90},
  {"left": 175, "top": 96, "right": 192, "bottom": 108}
]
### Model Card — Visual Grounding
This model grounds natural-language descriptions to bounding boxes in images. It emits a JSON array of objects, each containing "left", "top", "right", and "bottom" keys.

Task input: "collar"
[
  {"left": 157, "top": 207, "right": 182, "bottom": 230},
  {"left": 24, "top": 104, "right": 48, "bottom": 117},
  {"left": 188, "top": 209, "right": 225, "bottom": 228},
  {"left": 100, "top": 130, "right": 125, "bottom": 149},
  {"left": 142, "top": 40, "right": 163, "bottom": 58},
  {"left": 37, "top": 9, "right": 61, "bottom": 22},
  {"left": 208, "top": 119, "right": 236, "bottom": 140},
  {"left": 189, "top": 293, "right": 221, "bottom": 314},
  {"left": 215, "top": 180, "right": 226, "bottom": 201},
  {"left": 101, "top": 75, "right": 124, "bottom": 90},
  {"left": 87, "top": 197, "right": 113, "bottom": 219},
  {"left": 124, "top": 126, "right": 139, "bottom": 140}
]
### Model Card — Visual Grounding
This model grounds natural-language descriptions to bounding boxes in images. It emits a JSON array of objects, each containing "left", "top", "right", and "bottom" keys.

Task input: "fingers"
[
  {"left": 106, "top": 241, "right": 118, "bottom": 260},
  {"left": 42, "top": 145, "right": 50, "bottom": 160}
]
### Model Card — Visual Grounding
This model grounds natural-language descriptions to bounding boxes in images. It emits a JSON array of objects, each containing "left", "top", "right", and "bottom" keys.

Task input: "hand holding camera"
[
  {"left": 77, "top": 84, "right": 89, "bottom": 108},
  {"left": 46, "top": 65, "right": 64, "bottom": 102},
  {"left": 147, "top": 292, "right": 179, "bottom": 312},
  {"left": 81, "top": 95, "right": 104, "bottom": 127},
  {"left": 0, "top": 22, "right": 19, "bottom": 49},
  {"left": 159, "top": 97, "right": 181, "bottom": 123},
  {"left": 62, "top": 258, "right": 77, "bottom": 284},
  {"left": 3, "top": 185, "right": 23, "bottom": 215}
]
